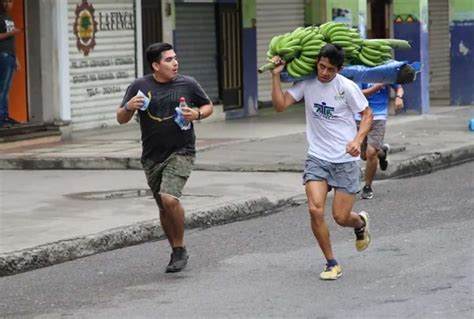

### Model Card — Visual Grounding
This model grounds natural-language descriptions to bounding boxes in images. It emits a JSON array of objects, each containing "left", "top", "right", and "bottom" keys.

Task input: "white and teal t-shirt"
[{"left": 287, "top": 74, "right": 368, "bottom": 163}]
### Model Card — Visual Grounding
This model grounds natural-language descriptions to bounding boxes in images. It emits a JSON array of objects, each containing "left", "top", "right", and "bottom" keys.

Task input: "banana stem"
[{"left": 258, "top": 62, "right": 275, "bottom": 73}]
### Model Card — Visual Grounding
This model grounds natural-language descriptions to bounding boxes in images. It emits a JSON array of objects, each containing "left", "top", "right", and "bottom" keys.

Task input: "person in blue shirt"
[{"left": 355, "top": 82, "right": 404, "bottom": 199}]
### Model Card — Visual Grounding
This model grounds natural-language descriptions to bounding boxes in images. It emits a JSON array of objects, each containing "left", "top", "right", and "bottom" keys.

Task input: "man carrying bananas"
[
  {"left": 356, "top": 82, "right": 404, "bottom": 200},
  {"left": 270, "top": 43, "right": 373, "bottom": 280}
]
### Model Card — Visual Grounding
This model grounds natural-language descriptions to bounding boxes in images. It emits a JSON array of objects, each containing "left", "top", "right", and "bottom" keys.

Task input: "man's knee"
[
  {"left": 333, "top": 212, "right": 349, "bottom": 226},
  {"left": 366, "top": 146, "right": 378, "bottom": 160},
  {"left": 308, "top": 204, "right": 325, "bottom": 224},
  {"left": 160, "top": 194, "right": 179, "bottom": 211}
]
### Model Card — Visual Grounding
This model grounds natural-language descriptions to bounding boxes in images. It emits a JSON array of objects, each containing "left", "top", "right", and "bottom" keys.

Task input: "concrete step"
[{"left": 0, "top": 124, "right": 62, "bottom": 150}]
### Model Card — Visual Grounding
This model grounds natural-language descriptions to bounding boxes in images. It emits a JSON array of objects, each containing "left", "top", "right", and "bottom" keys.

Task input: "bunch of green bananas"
[
  {"left": 320, "top": 22, "right": 363, "bottom": 65},
  {"left": 284, "top": 26, "right": 328, "bottom": 78},
  {"left": 258, "top": 25, "right": 327, "bottom": 77},
  {"left": 319, "top": 22, "right": 411, "bottom": 67},
  {"left": 257, "top": 22, "right": 411, "bottom": 77},
  {"left": 355, "top": 38, "right": 411, "bottom": 67}
]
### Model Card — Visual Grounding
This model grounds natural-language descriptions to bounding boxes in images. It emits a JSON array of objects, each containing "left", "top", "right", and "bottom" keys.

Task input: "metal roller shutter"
[
  {"left": 428, "top": 0, "right": 450, "bottom": 100},
  {"left": 68, "top": 0, "right": 137, "bottom": 130},
  {"left": 256, "top": 0, "right": 305, "bottom": 103},
  {"left": 175, "top": 3, "right": 219, "bottom": 102}
]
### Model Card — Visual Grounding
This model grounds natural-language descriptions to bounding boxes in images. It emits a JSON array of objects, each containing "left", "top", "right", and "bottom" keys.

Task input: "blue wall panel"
[
  {"left": 450, "top": 21, "right": 474, "bottom": 105},
  {"left": 394, "top": 22, "right": 429, "bottom": 113}
]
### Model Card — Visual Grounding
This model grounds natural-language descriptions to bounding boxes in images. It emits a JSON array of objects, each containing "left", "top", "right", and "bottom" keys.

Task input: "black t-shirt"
[
  {"left": 0, "top": 14, "right": 16, "bottom": 56},
  {"left": 121, "top": 74, "right": 211, "bottom": 163}
]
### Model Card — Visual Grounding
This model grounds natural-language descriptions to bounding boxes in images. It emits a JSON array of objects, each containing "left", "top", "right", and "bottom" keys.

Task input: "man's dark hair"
[
  {"left": 146, "top": 42, "right": 173, "bottom": 69},
  {"left": 317, "top": 43, "right": 345, "bottom": 69}
]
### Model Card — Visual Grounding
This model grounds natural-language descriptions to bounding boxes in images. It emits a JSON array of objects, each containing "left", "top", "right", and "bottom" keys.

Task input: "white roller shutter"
[
  {"left": 68, "top": 0, "right": 137, "bottom": 130},
  {"left": 256, "top": 0, "right": 305, "bottom": 103},
  {"left": 428, "top": 0, "right": 450, "bottom": 100}
]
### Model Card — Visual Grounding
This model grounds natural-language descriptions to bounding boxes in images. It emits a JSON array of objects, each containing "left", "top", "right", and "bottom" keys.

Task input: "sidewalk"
[
  {"left": 0, "top": 105, "right": 309, "bottom": 169},
  {"left": 1, "top": 105, "right": 473, "bottom": 276}
]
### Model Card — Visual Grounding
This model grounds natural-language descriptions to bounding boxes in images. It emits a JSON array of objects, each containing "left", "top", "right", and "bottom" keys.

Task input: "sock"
[
  {"left": 326, "top": 259, "right": 338, "bottom": 268},
  {"left": 173, "top": 246, "right": 186, "bottom": 253},
  {"left": 355, "top": 216, "right": 366, "bottom": 231}
]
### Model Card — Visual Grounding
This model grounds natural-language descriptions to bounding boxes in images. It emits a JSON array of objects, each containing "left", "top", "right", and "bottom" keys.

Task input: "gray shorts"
[
  {"left": 141, "top": 153, "right": 195, "bottom": 209},
  {"left": 303, "top": 155, "right": 360, "bottom": 194},
  {"left": 357, "top": 119, "right": 387, "bottom": 152}
]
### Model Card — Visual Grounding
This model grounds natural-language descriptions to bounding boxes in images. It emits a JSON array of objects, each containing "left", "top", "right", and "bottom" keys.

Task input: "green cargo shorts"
[{"left": 141, "top": 153, "right": 195, "bottom": 209}]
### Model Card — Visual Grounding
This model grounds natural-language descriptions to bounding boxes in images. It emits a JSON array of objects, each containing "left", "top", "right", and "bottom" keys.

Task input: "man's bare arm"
[
  {"left": 361, "top": 83, "right": 384, "bottom": 98},
  {"left": 270, "top": 56, "right": 297, "bottom": 112},
  {"left": 346, "top": 107, "right": 373, "bottom": 157},
  {"left": 116, "top": 96, "right": 144, "bottom": 124}
]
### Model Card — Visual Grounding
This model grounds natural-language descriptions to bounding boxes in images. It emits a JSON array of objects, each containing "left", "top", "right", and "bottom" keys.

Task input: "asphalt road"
[{"left": 1, "top": 162, "right": 473, "bottom": 319}]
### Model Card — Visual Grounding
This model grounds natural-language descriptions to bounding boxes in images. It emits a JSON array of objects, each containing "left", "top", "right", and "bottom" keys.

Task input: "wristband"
[
  {"left": 197, "top": 110, "right": 202, "bottom": 120},
  {"left": 396, "top": 95, "right": 403, "bottom": 99},
  {"left": 124, "top": 102, "right": 133, "bottom": 112}
]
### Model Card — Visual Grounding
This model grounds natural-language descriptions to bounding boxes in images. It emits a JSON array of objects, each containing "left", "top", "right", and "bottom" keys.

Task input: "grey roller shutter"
[
  {"left": 256, "top": 0, "right": 305, "bottom": 103},
  {"left": 175, "top": 3, "right": 219, "bottom": 102},
  {"left": 428, "top": 0, "right": 450, "bottom": 100}
]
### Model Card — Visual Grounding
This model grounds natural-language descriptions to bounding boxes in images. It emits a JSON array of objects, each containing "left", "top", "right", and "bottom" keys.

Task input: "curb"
[
  {"left": 377, "top": 145, "right": 474, "bottom": 179},
  {"left": 1, "top": 143, "right": 471, "bottom": 173},
  {"left": 0, "top": 195, "right": 305, "bottom": 277},
  {"left": 0, "top": 157, "right": 143, "bottom": 170},
  {"left": 0, "top": 140, "right": 254, "bottom": 170}
]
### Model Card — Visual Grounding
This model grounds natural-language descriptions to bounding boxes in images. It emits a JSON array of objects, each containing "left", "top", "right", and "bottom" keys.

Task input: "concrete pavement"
[{"left": 0, "top": 104, "right": 473, "bottom": 276}]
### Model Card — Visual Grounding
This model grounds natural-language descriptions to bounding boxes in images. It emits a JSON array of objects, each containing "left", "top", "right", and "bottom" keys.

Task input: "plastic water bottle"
[{"left": 175, "top": 97, "right": 191, "bottom": 130}]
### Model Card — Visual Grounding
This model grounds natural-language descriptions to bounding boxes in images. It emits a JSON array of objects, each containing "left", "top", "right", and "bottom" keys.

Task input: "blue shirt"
[{"left": 355, "top": 83, "right": 400, "bottom": 120}]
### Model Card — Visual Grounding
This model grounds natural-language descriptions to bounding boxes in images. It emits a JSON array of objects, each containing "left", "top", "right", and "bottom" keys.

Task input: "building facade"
[{"left": 5, "top": 0, "right": 474, "bottom": 138}]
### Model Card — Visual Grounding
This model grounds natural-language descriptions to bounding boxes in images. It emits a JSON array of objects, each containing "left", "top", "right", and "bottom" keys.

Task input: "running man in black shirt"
[{"left": 117, "top": 42, "right": 213, "bottom": 273}]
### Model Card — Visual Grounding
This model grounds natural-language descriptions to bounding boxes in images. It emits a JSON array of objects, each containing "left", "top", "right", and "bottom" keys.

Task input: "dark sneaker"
[
  {"left": 165, "top": 247, "right": 189, "bottom": 273},
  {"left": 4, "top": 117, "right": 20, "bottom": 125},
  {"left": 379, "top": 143, "right": 390, "bottom": 171},
  {"left": 0, "top": 121, "right": 13, "bottom": 128},
  {"left": 361, "top": 185, "right": 374, "bottom": 199}
]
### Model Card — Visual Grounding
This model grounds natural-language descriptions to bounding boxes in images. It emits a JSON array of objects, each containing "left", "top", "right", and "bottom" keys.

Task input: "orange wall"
[{"left": 9, "top": 0, "right": 27, "bottom": 122}]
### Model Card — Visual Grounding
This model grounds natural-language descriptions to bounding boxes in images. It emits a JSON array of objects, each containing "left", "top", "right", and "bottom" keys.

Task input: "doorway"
[
  {"left": 141, "top": 0, "right": 162, "bottom": 75},
  {"left": 9, "top": 0, "right": 27, "bottom": 123},
  {"left": 368, "top": 0, "right": 392, "bottom": 39},
  {"left": 217, "top": 2, "right": 242, "bottom": 110}
]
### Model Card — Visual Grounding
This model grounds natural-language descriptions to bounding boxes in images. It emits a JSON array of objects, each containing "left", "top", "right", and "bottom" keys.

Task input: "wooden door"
[{"left": 218, "top": 3, "right": 242, "bottom": 110}]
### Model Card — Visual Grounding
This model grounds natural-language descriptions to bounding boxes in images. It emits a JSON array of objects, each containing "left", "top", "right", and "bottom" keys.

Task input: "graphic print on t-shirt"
[
  {"left": 313, "top": 102, "right": 335, "bottom": 119},
  {"left": 148, "top": 89, "right": 182, "bottom": 119},
  {"left": 4, "top": 19, "right": 15, "bottom": 32},
  {"left": 334, "top": 90, "right": 345, "bottom": 102}
]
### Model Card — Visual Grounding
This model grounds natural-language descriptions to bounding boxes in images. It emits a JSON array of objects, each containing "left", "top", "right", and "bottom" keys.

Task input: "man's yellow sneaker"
[
  {"left": 319, "top": 264, "right": 343, "bottom": 280},
  {"left": 355, "top": 211, "right": 371, "bottom": 251}
]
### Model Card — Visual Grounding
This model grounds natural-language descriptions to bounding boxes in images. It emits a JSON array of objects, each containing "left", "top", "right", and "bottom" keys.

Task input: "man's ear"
[{"left": 152, "top": 61, "right": 160, "bottom": 72}]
